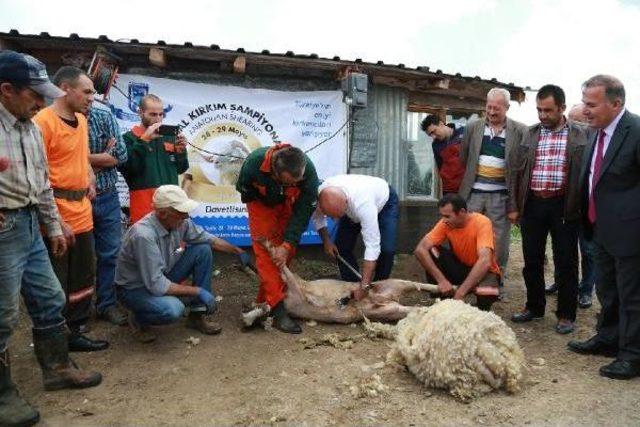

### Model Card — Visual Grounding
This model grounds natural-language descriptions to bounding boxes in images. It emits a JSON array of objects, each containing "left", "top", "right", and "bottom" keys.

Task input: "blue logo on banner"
[{"left": 109, "top": 81, "right": 174, "bottom": 122}]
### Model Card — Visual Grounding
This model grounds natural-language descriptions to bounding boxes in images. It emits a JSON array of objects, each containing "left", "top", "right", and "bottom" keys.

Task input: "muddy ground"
[{"left": 10, "top": 239, "right": 640, "bottom": 426}]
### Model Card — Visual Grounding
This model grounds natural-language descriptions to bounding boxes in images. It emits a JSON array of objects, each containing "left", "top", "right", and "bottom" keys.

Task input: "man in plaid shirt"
[
  {"left": 88, "top": 106, "right": 128, "bottom": 325},
  {"left": 507, "top": 85, "right": 590, "bottom": 334}
]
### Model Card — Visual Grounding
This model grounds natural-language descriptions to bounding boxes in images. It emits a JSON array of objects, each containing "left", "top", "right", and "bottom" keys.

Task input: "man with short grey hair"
[
  {"left": 459, "top": 87, "right": 527, "bottom": 289},
  {"left": 568, "top": 75, "right": 640, "bottom": 380}
]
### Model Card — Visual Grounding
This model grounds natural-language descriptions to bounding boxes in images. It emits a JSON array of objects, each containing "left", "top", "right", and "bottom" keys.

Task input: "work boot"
[
  {"left": 33, "top": 327, "right": 102, "bottom": 391},
  {"left": 128, "top": 313, "right": 157, "bottom": 344},
  {"left": 272, "top": 301, "right": 302, "bottom": 334},
  {"left": 0, "top": 350, "right": 40, "bottom": 427},
  {"left": 186, "top": 312, "right": 222, "bottom": 335},
  {"left": 98, "top": 305, "right": 128, "bottom": 326}
]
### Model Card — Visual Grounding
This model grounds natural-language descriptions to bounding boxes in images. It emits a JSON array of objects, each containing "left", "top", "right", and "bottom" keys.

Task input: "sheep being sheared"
[
  {"left": 242, "top": 238, "right": 444, "bottom": 327},
  {"left": 375, "top": 299, "right": 525, "bottom": 401}
]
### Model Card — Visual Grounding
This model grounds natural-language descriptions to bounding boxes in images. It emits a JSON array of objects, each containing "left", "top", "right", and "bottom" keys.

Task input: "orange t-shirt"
[
  {"left": 426, "top": 212, "right": 501, "bottom": 275},
  {"left": 34, "top": 107, "right": 93, "bottom": 234}
]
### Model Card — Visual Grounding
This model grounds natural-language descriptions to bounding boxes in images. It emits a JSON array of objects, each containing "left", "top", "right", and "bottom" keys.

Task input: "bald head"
[
  {"left": 568, "top": 104, "right": 587, "bottom": 124},
  {"left": 318, "top": 187, "right": 348, "bottom": 219}
]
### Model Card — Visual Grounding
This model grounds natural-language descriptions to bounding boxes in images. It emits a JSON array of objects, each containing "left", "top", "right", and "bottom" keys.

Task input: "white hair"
[{"left": 487, "top": 87, "right": 511, "bottom": 107}]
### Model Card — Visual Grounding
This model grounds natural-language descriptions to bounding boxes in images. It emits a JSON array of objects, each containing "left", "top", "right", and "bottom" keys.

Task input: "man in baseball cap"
[
  {"left": 115, "top": 185, "right": 251, "bottom": 342},
  {"left": 1, "top": 51, "right": 101, "bottom": 427},
  {"left": 0, "top": 50, "right": 65, "bottom": 100}
]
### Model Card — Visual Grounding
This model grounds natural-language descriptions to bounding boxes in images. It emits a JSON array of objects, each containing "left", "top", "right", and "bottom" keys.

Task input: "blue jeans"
[
  {"left": 92, "top": 189, "right": 122, "bottom": 314},
  {"left": 0, "top": 208, "right": 66, "bottom": 351},
  {"left": 117, "top": 244, "right": 214, "bottom": 327},
  {"left": 334, "top": 186, "right": 399, "bottom": 281},
  {"left": 578, "top": 234, "right": 596, "bottom": 297}
]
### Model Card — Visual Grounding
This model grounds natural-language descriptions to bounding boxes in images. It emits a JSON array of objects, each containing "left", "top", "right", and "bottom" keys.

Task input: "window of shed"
[{"left": 405, "top": 111, "right": 479, "bottom": 199}]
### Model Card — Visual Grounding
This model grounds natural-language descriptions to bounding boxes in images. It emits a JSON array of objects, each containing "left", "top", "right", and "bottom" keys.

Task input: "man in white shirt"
[{"left": 312, "top": 175, "right": 399, "bottom": 299}]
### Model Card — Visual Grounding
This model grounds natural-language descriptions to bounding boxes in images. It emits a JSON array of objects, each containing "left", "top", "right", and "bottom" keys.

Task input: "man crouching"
[
  {"left": 414, "top": 194, "right": 501, "bottom": 309},
  {"left": 115, "top": 185, "right": 249, "bottom": 342}
]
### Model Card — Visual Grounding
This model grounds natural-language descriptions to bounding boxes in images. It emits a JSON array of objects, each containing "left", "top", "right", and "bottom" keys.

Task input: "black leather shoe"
[
  {"left": 68, "top": 334, "right": 109, "bottom": 352},
  {"left": 511, "top": 309, "right": 544, "bottom": 323},
  {"left": 544, "top": 283, "right": 558, "bottom": 295},
  {"left": 567, "top": 336, "right": 617, "bottom": 357},
  {"left": 272, "top": 302, "right": 302, "bottom": 334},
  {"left": 599, "top": 359, "right": 640, "bottom": 380},
  {"left": 578, "top": 294, "right": 593, "bottom": 309}
]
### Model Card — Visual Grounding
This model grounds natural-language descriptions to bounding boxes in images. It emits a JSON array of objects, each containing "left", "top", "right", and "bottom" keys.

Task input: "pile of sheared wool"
[{"left": 387, "top": 299, "right": 525, "bottom": 401}]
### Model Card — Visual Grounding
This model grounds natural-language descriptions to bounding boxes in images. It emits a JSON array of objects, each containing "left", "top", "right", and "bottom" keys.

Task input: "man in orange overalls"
[{"left": 236, "top": 144, "right": 319, "bottom": 333}]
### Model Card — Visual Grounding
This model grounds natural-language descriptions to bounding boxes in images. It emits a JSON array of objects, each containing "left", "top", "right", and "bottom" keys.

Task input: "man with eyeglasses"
[
  {"left": 236, "top": 144, "right": 319, "bottom": 334},
  {"left": 120, "top": 94, "right": 189, "bottom": 223}
]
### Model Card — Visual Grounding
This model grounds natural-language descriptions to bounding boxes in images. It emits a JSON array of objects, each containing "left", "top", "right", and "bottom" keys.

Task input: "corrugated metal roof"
[{"left": 0, "top": 29, "right": 525, "bottom": 96}]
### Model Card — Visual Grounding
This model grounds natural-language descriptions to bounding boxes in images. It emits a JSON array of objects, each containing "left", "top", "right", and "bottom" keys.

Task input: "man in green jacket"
[
  {"left": 120, "top": 94, "right": 189, "bottom": 223},
  {"left": 236, "top": 144, "right": 319, "bottom": 333}
]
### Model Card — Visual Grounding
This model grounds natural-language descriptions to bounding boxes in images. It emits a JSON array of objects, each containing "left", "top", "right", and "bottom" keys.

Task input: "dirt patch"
[{"left": 9, "top": 244, "right": 640, "bottom": 426}]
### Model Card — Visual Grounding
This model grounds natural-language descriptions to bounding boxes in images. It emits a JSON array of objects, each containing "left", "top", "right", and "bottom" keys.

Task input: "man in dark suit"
[{"left": 568, "top": 75, "right": 640, "bottom": 379}]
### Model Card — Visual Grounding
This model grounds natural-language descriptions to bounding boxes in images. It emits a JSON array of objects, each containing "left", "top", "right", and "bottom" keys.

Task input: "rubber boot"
[
  {"left": 33, "top": 327, "right": 102, "bottom": 391},
  {"left": 272, "top": 301, "right": 302, "bottom": 334},
  {"left": 0, "top": 350, "right": 40, "bottom": 427}
]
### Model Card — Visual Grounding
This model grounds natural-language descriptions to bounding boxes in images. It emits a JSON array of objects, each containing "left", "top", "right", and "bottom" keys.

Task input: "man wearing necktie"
[{"left": 568, "top": 75, "right": 640, "bottom": 380}]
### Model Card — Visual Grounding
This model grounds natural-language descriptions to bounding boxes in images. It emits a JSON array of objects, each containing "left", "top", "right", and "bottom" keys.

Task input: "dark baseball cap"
[{"left": 0, "top": 50, "right": 64, "bottom": 98}]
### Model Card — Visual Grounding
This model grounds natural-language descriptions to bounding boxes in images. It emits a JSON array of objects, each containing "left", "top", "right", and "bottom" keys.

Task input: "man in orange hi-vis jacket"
[{"left": 236, "top": 144, "right": 319, "bottom": 334}]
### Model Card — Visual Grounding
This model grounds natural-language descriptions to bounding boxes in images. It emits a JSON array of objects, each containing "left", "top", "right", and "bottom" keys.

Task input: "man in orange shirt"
[
  {"left": 34, "top": 66, "right": 108, "bottom": 353},
  {"left": 414, "top": 193, "right": 501, "bottom": 301}
]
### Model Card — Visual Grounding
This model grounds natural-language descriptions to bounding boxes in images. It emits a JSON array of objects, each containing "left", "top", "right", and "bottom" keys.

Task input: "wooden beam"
[
  {"left": 148, "top": 47, "right": 166, "bottom": 68},
  {"left": 233, "top": 55, "right": 246, "bottom": 74},
  {"left": 408, "top": 91, "right": 485, "bottom": 112},
  {"left": 0, "top": 37, "right": 19, "bottom": 50}
]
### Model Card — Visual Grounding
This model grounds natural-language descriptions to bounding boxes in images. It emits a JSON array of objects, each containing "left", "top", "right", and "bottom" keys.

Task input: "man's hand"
[
  {"left": 175, "top": 134, "right": 187, "bottom": 150},
  {"left": 87, "top": 183, "right": 97, "bottom": 201},
  {"left": 323, "top": 241, "right": 339, "bottom": 259},
  {"left": 507, "top": 211, "right": 519, "bottom": 225},
  {"left": 271, "top": 244, "right": 290, "bottom": 268},
  {"left": 238, "top": 251, "right": 251, "bottom": 267},
  {"left": 61, "top": 221, "right": 76, "bottom": 247},
  {"left": 453, "top": 288, "right": 466, "bottom": 300},
  {"left": 142, "top": 122, "right": 162, "bottom": 140},
  {"left": 437, "top": 279, "right": 455, "bottom": 297},
  {"left": 49, "top": 234, "right": 67, "bottom": 257},
  {"left": 352, "top": 285, "right": 368, "bottom": 301},
  {"left": 104, "top": 137, "right": 116, "bottom": 153},
  {"left": 197, "top": 288, "right": 217, "bottom": 314},
  {"left": 0, "top": 156, "right": 10, "bottom": 171}
]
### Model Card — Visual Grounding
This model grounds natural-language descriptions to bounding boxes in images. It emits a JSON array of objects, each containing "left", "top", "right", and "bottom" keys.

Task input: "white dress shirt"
[
  {"left": 589, "top": 108, "right": 626, "bottom": 194},
  {"left": 311, "top": 174, "right": 390, "bottom": 261}
]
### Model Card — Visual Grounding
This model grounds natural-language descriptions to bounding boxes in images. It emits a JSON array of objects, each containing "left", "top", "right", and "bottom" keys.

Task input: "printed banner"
[{"left": 106, "top": 74, "right": 347, "bottom": 245}]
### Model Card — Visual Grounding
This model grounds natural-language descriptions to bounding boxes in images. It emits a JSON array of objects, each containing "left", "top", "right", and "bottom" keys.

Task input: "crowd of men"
[{"left": 1, "top": 48, "right": 639, "bottom": 426}]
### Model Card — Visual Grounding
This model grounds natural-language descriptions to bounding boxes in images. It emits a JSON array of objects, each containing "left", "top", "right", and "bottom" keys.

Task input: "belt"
[
  {"left": 530, "top": 189, "right": 564, "bottom": 199},
  {"left": 0, "top": 204, "right": 35, "bottom": 213},
  {"left": 53, "top": 188, "right": 88, "bottom": 201}
]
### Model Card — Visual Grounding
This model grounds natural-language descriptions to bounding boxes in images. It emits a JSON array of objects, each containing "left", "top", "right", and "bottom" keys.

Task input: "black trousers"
[
  {"left": 592, "top": 229, "right": 640, "bottom": 362},
  {"left": 46, "top": 231, "right": 96, "bottom": 332},
  {"left": 425, "top": 245, "right": 500, "bottom": 287},
  {"left": 520, "top": 194, "right": 578, "bottom": 321}
]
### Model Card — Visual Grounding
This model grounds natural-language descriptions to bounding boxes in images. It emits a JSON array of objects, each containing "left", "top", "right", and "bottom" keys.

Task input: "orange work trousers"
[
  {"left": 129, "top": 188, "right": 156, "bottom": 224},
  {"left": 247, "top": 200, "right": 297, "bottom": 308}
]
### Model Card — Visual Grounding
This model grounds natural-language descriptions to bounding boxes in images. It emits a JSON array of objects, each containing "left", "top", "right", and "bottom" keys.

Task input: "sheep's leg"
[
  {"left": 373, "top": 279, "right": 439, "bottom": 300},
  {"left": 362, "top": 301, "right": 414, "bottom": 322}
]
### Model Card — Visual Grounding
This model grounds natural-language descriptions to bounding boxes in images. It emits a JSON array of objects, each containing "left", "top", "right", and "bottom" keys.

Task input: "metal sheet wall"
[{"left": 349, "top": 84, "right": 409, "bottom": 199}]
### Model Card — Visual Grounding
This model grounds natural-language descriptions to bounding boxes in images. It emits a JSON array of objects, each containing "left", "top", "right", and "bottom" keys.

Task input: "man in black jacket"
[{"left": 568, "top": 75, "right": 640, "bottom": 380}]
